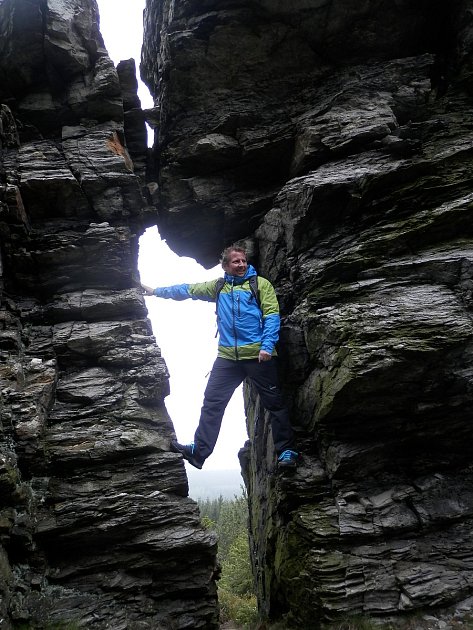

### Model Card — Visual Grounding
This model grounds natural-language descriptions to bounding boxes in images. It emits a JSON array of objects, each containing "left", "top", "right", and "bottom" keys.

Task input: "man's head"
[{"left": 221, "top": 245, "right": 248, "bottom": 277}]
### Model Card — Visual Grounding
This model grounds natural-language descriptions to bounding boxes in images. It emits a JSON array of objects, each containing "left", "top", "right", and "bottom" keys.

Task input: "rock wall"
[
  {"left": 142, "top": 0, "right": 473, "bottom": 627},
  {"left": 0, "top": 1, "right": 218, "bottom": 628}
]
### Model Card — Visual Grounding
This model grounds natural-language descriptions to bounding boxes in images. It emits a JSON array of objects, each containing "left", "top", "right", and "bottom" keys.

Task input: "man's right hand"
[{"left": 140, "top": 283, "right": 155, "bottom": 296}]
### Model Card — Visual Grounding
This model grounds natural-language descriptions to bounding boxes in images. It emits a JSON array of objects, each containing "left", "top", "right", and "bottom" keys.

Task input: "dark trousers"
[{"left": 194, "top": 357, "right": 295, "bottom": 462}]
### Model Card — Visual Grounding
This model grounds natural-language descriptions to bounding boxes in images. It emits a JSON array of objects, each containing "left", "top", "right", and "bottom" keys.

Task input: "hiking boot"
[
  {"left": 170, "top": 440, "right": 204, "bottom": 469},
  {"left": 277, "top": 449, "right": 299, "bottom": 469}
]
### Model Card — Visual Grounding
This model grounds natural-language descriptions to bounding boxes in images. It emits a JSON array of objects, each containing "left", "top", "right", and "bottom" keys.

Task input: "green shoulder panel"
[{"left": 188, "top": 279, "right": 219, "bottom": 301}]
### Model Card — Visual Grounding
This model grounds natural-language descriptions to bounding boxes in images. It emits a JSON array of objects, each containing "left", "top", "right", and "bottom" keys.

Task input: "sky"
[
  {"left": 96, "top": 0, "right": 153, "bottom": 109},
  {"left": 96, "top": 0, "right": 247, "bottom": 471}
]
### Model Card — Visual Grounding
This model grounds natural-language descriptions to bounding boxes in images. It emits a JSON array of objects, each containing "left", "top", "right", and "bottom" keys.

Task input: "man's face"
[{"left": 223, "top": 250, "right": 248, "bottom": 277}]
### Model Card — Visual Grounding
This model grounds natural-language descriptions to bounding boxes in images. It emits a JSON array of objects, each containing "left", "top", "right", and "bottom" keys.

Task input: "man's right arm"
[{"left": 140, "top": 281, "right": 218, "bottom": 302}]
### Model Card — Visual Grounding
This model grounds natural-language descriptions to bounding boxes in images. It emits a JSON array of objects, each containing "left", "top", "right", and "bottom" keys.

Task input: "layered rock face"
[
  {"left": 0, "top": 1, "right": 218, "bottom": 628},
  {"left": 142, "top": 0, "right": 473, "bottom": 626}
]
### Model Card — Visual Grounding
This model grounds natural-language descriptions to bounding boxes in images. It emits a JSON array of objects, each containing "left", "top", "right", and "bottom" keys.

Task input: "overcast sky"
[{"left": 96, "top": 0, "right": 247, "bottom": 471}]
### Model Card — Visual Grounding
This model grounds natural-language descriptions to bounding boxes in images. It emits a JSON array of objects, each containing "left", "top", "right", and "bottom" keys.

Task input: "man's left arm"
[{"left": 258, "top": 278, "right": 280, "bottom": 361}]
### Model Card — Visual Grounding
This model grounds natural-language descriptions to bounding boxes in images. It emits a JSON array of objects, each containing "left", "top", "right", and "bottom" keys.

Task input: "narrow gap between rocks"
[{"left": 138, "top": 227, "right": 247, "bottom": 491}]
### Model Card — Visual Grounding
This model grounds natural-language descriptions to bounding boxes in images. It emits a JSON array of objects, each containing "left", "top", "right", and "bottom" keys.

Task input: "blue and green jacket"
[{"left": 153, "top": 265, "right": 280, "bottom": 360}]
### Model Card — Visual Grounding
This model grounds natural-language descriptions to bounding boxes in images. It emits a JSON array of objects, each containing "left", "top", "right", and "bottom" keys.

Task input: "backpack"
[{"left": 215, "top": 275, "right": 261, "bottom": 312}]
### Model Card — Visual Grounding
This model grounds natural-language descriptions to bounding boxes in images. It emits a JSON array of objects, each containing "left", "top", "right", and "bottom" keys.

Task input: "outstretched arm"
[{"left": 140, "top": 280, "right": 218, "bottom": 302}]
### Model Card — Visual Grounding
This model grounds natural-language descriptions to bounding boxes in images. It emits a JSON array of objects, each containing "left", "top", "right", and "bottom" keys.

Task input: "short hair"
[{"left": 220, "top": 245, "right": 247, "bottom": 266}]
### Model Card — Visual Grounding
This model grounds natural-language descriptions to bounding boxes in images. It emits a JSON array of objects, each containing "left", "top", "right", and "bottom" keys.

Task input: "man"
[{"left": 141, "top": 245, "right": 299, "bottom": 470}]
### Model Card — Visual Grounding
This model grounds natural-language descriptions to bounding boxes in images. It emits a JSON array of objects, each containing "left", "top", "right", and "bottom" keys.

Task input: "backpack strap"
[
  {"left": 215, "top": 276, "right": 261, "bottom": 311},
  {"left": 215, "top": 277, "right": 225, "bottom": 312},
  {"left": 248, "top": 275, "right": 261, "bottom": 311}
]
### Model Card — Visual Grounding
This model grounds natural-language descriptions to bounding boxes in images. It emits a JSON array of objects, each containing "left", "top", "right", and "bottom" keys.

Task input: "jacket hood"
[{"left": 224, "top": 264, "right": 257, "bottom": 285}]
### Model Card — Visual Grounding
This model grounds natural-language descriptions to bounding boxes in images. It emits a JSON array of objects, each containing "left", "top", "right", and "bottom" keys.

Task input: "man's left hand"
[{"left": 258, "top": 350, "right": 272, "bottom": 362}]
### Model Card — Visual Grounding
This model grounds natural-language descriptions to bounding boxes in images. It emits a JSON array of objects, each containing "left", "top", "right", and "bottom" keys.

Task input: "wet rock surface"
[
  {"left": 142, "top": 0, "right": 473, "bottom": 627},
  {"left": 0, "top": 1, "right": 218, "bottom": 628}
]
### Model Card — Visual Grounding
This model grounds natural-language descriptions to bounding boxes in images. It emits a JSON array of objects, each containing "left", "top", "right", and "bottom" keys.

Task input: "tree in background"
[
  {"left": 198, "top": 494, "right": 225, "bottom": 527},
  {"left": 198, "top": 490, "right": 258, "bottom": 627}
]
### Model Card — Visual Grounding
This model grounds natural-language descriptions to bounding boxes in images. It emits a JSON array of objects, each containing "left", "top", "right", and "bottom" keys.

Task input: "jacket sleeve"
[
  {"left": 153, "top": 280, "right": 218, "bottom": 302},
  {"left": 258, "top": 278, "right": 281, "bottom": 354}
]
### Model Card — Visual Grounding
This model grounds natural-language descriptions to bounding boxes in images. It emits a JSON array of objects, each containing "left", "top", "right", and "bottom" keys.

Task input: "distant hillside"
[{"left": 186, "top": 467, "right": 244, "bottom": 500}]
